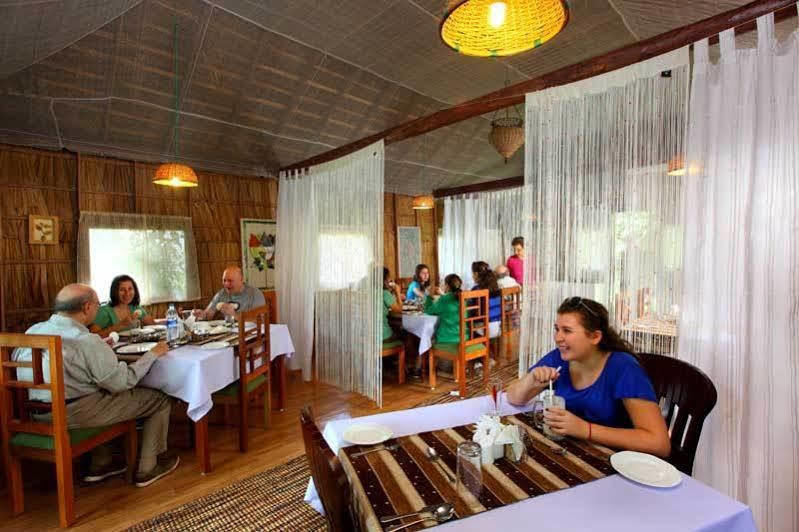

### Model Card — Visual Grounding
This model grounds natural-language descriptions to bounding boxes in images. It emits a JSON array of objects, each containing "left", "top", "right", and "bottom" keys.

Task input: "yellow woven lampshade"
[
  {"left": 153, "top": 163, "right": 199, "bottom": 187},
  {"left": 489, "top": 116, "right": 524, "bottom": 160},
  {"left": 441, "top": 0, "right": 568, "bottom": 57},
  {"left": 666, "top": 156, "right": 686, "bottom": 176},
  {"left": 412, "top": 195, "right": 435, "bottom": 210}
]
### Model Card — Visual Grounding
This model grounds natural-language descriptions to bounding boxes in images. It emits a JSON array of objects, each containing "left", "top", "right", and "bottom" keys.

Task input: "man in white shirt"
[{"left": 495, "top": 265, "right": 519, "bottom": 289}]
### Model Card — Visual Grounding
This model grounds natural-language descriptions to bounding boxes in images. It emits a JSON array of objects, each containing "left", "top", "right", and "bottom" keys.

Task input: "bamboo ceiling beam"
[
  {"left": 280, "top": 0, "right": 797, "bottom": 173},
  {"left": 434, "top": 176, "right": 524, "bottom": 198}
]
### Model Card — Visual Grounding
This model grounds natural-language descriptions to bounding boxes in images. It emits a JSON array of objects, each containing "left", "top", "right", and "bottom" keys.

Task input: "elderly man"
[
  {"left": 13, "top": 284, "right": 178, "bottom": 487},
  {"left": 195, "top": 266, "right": 265, "bottom": 320},
  {"left": 495, "top": 264, "right": 519, "bottom": 289}
]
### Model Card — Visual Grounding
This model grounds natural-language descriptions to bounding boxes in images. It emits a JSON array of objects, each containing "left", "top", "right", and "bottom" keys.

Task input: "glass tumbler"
[
  {"left": 543, "top": 394, "right": 566, "bottom": 441},
  {"left": 531, "top": 399, "right": 545, "bottom": 430},
  {"left": 456, "top": 441, "right": 482, "bottom": 499}
]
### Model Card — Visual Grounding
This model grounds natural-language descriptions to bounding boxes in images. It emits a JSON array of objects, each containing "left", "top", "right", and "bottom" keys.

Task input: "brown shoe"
[
  {"left": 134, "top": 455, "right": 180, "bottom": 487},
  {"left": 83, "top": 462, "right": 127, "bottom": 483}
]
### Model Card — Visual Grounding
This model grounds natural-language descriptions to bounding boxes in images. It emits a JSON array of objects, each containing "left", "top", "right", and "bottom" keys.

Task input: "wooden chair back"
[
  {"left": 459, "top": 289, "right": 490, "bottom": 356},
  {"left": 262, "top": 290, "right": 278, "bottom": 323},
  {"left": 236, "top": 305, "right": 271, "bottom": 385},
  {"left": 637, "top": 352, "right": 718, "bottom": 475},
  {"left": 300, "top": 406, "right": 355, "bottom": 532},
  {"left": 500, "top": 286, "right": 522, "bottom": 335}
]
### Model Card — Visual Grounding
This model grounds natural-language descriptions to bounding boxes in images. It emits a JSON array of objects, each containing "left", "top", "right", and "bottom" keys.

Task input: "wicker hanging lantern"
[
  {"left": 441, "top": 0, "right": 568, "bottom": 57},
  {"left": 412, "top": 195, "right": 435, "bottom": 210},
  {"left": 489, "top": 116, "right": 524, "bottom": 161}
]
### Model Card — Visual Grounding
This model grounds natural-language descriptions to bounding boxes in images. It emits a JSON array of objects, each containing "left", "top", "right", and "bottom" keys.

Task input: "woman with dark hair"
[
  {"left": 423, "top": 273, "right": 464, "bottom": 344},
  {"left": 471, "top": 262, "right": 502, "bottom": 338},
  {"left": 90, "top": 275, "right": 155, "bottom": 336},
  {"left": 382, "top": 267, "right": 403, "bottom": 340},
  {"left": 470, "top": 260, "right": 490, "bottom": 289},
  {"left": 507, "top": 297, "right": 670, "bottom": 457},
  {"left": 405, "top": 264, "right": 431, "bottom": 302}
]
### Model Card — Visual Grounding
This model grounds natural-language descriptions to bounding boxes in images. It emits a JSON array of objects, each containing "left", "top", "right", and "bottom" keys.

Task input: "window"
[{"left": 318, "top": 233, "right": 372, "bottom": 291}]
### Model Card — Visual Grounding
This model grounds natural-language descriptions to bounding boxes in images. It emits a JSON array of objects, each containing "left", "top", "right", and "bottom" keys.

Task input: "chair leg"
[
  {"left": 6, "top": 452, "right": 24, "bottom": 516},
  {"left": 263, "top": 376, "right": 272, "bottom": 429},
  {"left": 429, "top": 353, "right": 437, "bottom": 390},
  {"left": 398, "top": 349, "right": 406, "bottom": 384},
  {"left": 483, "top": 352, "right": 491, "bottom": 386},
  {"left": 239, "top": 393, "right": 249, "bottom": 453},
  {"left": 124, "top": 420, "right": 138, "bottom": 484},
  {"left": 458, "top": 355, "right": 467, "bottom": 398},
  {"left": 53, "top": 446, "right": 75, "bottom": 527}
]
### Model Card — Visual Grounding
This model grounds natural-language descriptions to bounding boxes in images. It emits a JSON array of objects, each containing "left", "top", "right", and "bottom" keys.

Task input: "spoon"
[
  {"left": 350, "top": 441, "right": 400, "bottom": 458},
  {"left": 380, "top": 502, "right": 454, "bottom": 524},
  {"left": 426, "top": 447, "right": 455, "bottom": 482},
  {"left": 386, "top": 504, "right": 455, "bottom": 532}
]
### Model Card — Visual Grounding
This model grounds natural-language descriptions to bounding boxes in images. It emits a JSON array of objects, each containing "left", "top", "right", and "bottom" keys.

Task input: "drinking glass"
[
  {"left": 180, "top": 310, "right": 192, "bottom": 320},
  {"left": 543, "top": 394, "right": 566, "bottom": 441},
  {"left": 531, "top": 399, "right": 545, "bottom": 430},
  {"left": 456, "top": 441, "right": 482, "bottom": 499},
  {"left": 225, "top": 312, "right": 236, "bottom": 328},
  {"left": 486, "top": 377, "right": 503, "bottom": 417}
]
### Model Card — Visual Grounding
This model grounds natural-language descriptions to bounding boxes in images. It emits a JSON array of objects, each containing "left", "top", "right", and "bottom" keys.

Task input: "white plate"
[
  {"left": 208, "top": 326, "right": 230, "bottom": 335},
  {"left": 610, "top": 451, "right": 682, "bottom": 488},
  {"left": 342, "top": 424, "right": 394, "bottom": 446},
  {"left": 201, "top": 341, "right": 230, "bottom": 350},
  {"left": 117, "top": 328, "right": 141, "bottom": 337},
  {"left": 208, "top": 320, "right": 226, "bottom": 326},
  {"left": 150, "top": 324, "right": 167, "bottom": 331},
  {"left": 116, "top": 342, "right": 158, "bottom": 354}
]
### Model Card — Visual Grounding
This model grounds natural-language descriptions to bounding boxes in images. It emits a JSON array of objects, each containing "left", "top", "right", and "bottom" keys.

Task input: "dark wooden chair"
[
  {"left": 262, "top": 290, "right": 278, "bottom": 323},
  {"left": 381, "top": 339, "right": 406, "bottom": 384},
  {"left": 499, "top": 286, "right": 522, "bottom": 362},
  {"left": 638, "top": 352, "right": 717, "bottom": 475},
  {"left": 300, "top": 406, "right": 356, "bottom": 532},
  {"left": 0, "top": 333, "right": 137, "bottom": 527},
  {"left": 429, "top": 289, "right": 490, "bottom": 397},
  {"left": 212, "top": 305, "right": 271, "bottom": 453}
]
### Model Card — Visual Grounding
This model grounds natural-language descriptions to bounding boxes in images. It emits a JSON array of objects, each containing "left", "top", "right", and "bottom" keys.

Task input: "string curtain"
[
  {"left": 439, "top": 187, "right": 524, "bottom": 286},
  {"left": 520, "top": 48, "right": 689, "bottom": 373},
  {"left": 679, "top": 14, "right": 799, "bottom": 531},
  {"left": 277, "top": 141, "right": 384, "bottom": 405}
]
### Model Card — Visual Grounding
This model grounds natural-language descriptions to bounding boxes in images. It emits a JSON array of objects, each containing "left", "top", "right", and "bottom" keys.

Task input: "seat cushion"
[
  {"left": 382, "top": 339, "right": 403, "bottom": 351},
  {"left": 432, "top": 342, "right": 486, "bottom": 355},
  {"left": 213, "top": 374, "right": 268, "bottom": 397},
  {"left": 11, "top": 426, "right": 114, "bottom": 451}
]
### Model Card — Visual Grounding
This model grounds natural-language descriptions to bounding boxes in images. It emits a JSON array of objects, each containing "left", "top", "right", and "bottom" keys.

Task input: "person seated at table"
[
  {"left": 90, "top": 274, "right": 154, "bottom": 337},
  {"left": 470, "top": 260, "right": 491, "bottom": 290},
  {"left": 12, "top": 284, "right": 179, "bottom": 486},
  {"left": 194, "top": 266, "right": 266, "bottom": 320},
  {"left": 506, "top": 236, "right": 526, "bottom": 285},
  {"left": 506, "top": 297, "right": 671, "bottom": 457},
  {"left": 424, "top": 273, "right": 464, "bottom": 344},
  {"left": 494, "top": 265, "right": 519, "bottom": 289},
  {"left": 405, "top": 264, "right": 431, "bottom": 303},
  {"left": 383, "top": 267, "right": 403, "bottom": 341},
  {"left": 472, "top": 263, "right": 502, "bottom": 339}
]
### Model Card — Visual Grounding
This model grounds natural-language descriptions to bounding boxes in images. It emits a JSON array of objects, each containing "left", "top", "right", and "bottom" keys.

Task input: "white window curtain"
[
  {"left": 277, "top": 141, "right": 385, "bottom": 406},
  {"left": 439, "top": 187, "right": 524, "bottom": 286},
  {"left": 77, "top": 211, "right": 201, "bottom": 304},
  {"left": 520, "top": 48, "right": 689, "bottom": 373},
  {"left": 679, "top": 15, "right": 799, "bottom": 531}
]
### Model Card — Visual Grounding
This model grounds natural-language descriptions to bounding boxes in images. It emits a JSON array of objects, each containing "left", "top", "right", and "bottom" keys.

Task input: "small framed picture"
[
  {"left": 240, "top": 218, "right": 276, "bottom": 289},
  {"left": 29, "top": 215, "right": 59, "bottom": 245}
]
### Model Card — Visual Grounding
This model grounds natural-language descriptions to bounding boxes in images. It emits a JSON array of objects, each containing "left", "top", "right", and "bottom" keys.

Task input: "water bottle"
[{"left": 166, "top": 304, "right": 179, "bottom": 345}]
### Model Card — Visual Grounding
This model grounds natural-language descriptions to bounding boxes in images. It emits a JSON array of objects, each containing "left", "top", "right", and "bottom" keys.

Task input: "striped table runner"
[{"left": 339, "top": 414, "right": 616, "bottom": 531}]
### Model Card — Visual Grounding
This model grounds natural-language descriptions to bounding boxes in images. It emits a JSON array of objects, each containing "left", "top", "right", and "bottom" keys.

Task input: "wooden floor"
[{"left": 0, "top": 369, "right": 462, "bottom": 531}]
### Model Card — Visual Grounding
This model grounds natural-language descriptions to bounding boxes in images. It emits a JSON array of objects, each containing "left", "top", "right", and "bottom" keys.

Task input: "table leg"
[
  {"left": 194, "top": 415, "right": 211, "bottom": 474},
  {"left": 271, "top": 355, "right": 287, "bottom": 411}
]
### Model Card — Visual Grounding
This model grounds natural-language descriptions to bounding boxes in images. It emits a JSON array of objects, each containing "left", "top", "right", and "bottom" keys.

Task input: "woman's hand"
[
  {"left": 530, "top": 366, "right": 560, "bottom": 385},
  {"left": 431, "top": 285, "right": 441, "bottom": 296},
  {"left": 544, "top": 408, "right": 590, "bottom": 439},
  {"left": 117, "top": 314, "right": 133, "bottom": 329}
]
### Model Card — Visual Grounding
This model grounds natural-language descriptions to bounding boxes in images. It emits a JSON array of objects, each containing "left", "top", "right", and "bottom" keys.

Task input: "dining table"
[
  {"left": 395, "top": 310, "right": 439, "bottom": 355},
  {"left": 117, "top": 322, "right": 295, "bottom": 473},
  {"left": 305, "top": 395, "right": 756, "bottom": 531}
]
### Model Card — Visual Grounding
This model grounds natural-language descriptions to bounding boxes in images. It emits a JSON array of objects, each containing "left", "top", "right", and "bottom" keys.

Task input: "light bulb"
[
  {"left": 488, "top": 2, "right": 506, "bottom": 28},
  {"left": 171, "top": 177, "right": 181, "bottom": 185}
]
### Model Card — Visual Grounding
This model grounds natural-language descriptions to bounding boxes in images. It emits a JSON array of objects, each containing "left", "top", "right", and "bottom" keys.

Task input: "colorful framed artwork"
[
  {"left": 29, "top": 215, "right": 59, "bottom": 245},
  {"left": 240, "top": 218, "right": 276, "bottom": 289}
]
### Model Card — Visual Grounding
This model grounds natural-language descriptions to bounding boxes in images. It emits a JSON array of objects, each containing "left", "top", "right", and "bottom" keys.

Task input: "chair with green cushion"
[
  {"left": 0, "top": 333, "right": 137, "bottom": 528},
  {"left": 212, "top": 305, "right": 271, "bottom": 453},
  {"left": 429, "top": 289, "right": 491, "bottom": 397},
  {"left": 382, "top": 338, "right": 406, "bottom": 384}
]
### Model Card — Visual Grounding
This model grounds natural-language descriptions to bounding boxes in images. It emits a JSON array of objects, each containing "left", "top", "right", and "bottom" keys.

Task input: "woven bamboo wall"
[{"left": 384, "top": 193, "right": 439, "bottom": 285}]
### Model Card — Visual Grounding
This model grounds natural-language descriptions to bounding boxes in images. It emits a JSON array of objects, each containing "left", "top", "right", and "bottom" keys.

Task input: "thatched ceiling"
[{"left": 0, "top": 0, "right": 753, "bottom": 194}]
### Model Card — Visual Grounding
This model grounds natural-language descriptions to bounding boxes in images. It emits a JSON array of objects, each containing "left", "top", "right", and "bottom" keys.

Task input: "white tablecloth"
[
  {"left": 139, "top": 324, "right": 294, "bottom": 421},
  {"left": 401, "top": 313, "right": 439, "bottom": 354},
  {"left": 304, "top": 395, "right": 756, "bottom": 532}
]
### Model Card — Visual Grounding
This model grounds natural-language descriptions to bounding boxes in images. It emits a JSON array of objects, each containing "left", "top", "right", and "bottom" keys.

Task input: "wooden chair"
[
  {"left": 212, "top": 305, "right": 271, "bottom": 453},
  {"left": 429, "top": 289, "right": 490, "bottom": 397},
  {"left": 262, "top": 290, "right": 278, "bottom": 323},
  {"left": 300, "top": 406, "right": 356, "bottom": 532},
  {"left": 381, "top": 339, "right": 405, "bottom": 384},
  {"left": 638, "top": 352, "right": 717, "bottom": 475},
  {"left": 499, "top": 286, "right": 522, "bottom": 362},
  {"left": 0, "top": 333, "right": 136, "bottom": 528}
]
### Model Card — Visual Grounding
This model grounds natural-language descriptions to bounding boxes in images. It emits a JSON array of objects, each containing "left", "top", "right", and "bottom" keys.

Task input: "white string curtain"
[
  {"left": 277, "top": 141, "right": 385, "bottom": 405},
  {"left": 439, "top": 187, "right": 525, "bottom": 285},
  {"left": 520, "top": 49, "right": 689, "bottom": 373},
  {"left": 679, "top": 14, "right": 799, "bottom": 531},
  {"left": 77, "top": 211, "right": 201, "bottom": 304}
]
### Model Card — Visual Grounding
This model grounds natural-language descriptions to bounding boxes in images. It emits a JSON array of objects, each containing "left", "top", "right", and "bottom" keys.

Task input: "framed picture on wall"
[
  {"left": 397, "top": 226, "right": 421, "bottom": 278},
  {"left": 240, "top": 218, "right": 276, "bottom": 289},
  {"left": 29, "top": 215, "right": 59, "bottom": 245}
]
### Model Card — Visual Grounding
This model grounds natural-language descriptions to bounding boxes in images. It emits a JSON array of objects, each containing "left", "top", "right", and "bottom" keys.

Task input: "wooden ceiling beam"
[
  {"left": 433, "top": 176, "right": 524, "bottom": 198},
  {"left": 280, "top": 0, "right": 797, "bottom": 172}
]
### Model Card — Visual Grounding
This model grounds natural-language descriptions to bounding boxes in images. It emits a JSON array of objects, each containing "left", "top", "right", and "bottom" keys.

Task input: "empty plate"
[
  {"left": 150, "top": 324, "right": 167, "bottom": 331},
  {"left": 116, "top": 342, "right": 158, "bottom": 354},
  {"left": 343, "top": 424, "right": 394, "bottom": 446},
  {"left": 201, "top": 341, "right": 230, "bottom": 350},
  {"left": 118, "top": 328, "right": 141, "bottom": 337},
  {"left": 610, "top": 451, "right": 682, "bottom": 488}
]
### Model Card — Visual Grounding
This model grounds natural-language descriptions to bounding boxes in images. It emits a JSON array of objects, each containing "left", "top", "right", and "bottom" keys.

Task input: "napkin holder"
[{"left": 472, "top": 415, "right": 523, "bottom": 465}]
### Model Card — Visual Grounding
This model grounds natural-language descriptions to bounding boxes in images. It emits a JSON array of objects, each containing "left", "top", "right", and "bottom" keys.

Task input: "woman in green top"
[
  {"left": 90, "top": 274, "right": 154, "bottom": 337},
  {"left": 424, "top": 273, "right": 464, "bottom": 344},
  {"left": 382, "top": 267, "right": 403, "bottom": 340}
]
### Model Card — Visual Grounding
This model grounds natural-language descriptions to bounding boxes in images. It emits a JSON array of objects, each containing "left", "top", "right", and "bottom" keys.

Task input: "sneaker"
[
  {"left": 134, "top": 455, "right": 180, "bottom": 487},
  {"left": 83, "top": 463, "right": 127, "bottom": 483},
  {"left": 407, "top": 367, "right": 423, "bottom": 380}
]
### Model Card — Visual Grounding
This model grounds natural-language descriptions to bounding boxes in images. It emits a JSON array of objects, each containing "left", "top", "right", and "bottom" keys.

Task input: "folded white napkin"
[
  {"left": 472, "top": 415, "right": 524, "bottom": 464},
  {"left": 183, "top": 314, "right": 197, "bottom": 331}
]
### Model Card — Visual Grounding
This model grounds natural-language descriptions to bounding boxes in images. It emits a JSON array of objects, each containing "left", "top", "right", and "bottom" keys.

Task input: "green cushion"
[
  {"left": 433, "top": 342, "right": 486, "bottom": 355},
  {"left": 213, "top": 374, "right": 268, "bottom": 397},
  {"left": 382, "top": 339, "right": 403, "bottom": 350},
  {"left": 10, "top": 426, "right": 112, "bottom": 451}
]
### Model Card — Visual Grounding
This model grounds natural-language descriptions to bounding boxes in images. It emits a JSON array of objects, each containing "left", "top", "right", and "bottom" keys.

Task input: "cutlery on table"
[
  {"left": 426, "top": 447, "right": 455, "bottom": 482},
  {"left": 350, "top": 441, "right": 400, "bottom": 458},
  {"left": 380, "top": 502, "right": 453, "bottom": 524},
  {"left": 386, "top": 504, "right": 455, "bottom": 531}
]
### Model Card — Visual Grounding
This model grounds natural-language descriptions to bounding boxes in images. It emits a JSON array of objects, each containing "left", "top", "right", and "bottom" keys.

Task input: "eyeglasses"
[{"left": 565, "top": 296, "right": 599, "bottom": 318}]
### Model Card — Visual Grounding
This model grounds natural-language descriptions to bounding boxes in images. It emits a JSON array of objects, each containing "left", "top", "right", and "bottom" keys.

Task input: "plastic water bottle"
[{"left": 166, "top": 304, "right": 179, "bottom": 345}]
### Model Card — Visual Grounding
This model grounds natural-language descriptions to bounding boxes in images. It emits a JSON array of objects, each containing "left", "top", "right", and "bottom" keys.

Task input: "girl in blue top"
[
  {"left": 405, "top": 264, "right": 431, "bottom": 302},
  {"left": 507, "top": 297, "right": 671, "bottom": 457}
]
